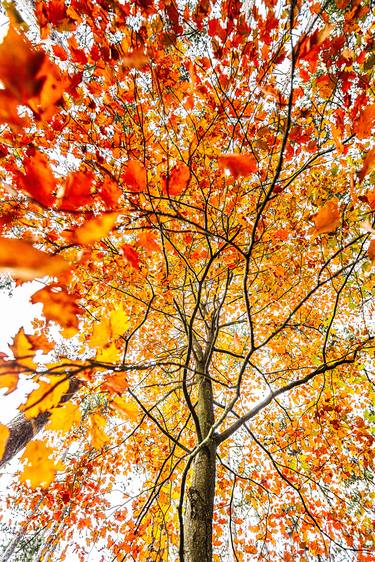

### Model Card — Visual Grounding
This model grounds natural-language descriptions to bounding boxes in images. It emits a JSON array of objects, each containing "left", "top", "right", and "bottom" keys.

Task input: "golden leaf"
[
  {"left": 20, "top": 440, "right": 64, "bottom": 488},
  {"left": 46, "top": 401, "right": 82, "bottom": 432},
  {"left": 75, "top": 212, "right": 119, "bottom": 245},
  {"left": 111, "top": 396, "right": 138, "bottom": 422},
  {"left": 89, "top": 413, "right": 109, "bottom": 449},
  {"left": 21, "top": 376, "right": 70, "bottom": 419},
  {"left": 0, "top": 423, "right": 10, "bottom": 461}
]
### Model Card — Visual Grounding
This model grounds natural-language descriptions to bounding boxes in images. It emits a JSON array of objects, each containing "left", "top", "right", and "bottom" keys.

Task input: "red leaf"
[
  {"left": 19, "top": 151, "right": 57, "bottom": 207},
  {"left": 122, "top": 161, "right": 147, "bottom": 192},
  {"left": 122, "top": 244, "right": 140, "bottom": 269},
  {"left": 163, "top": 163, "right": 190, "bottom": 197},
  {"left": 218, "top": 154, "right": 257, "bottom": 178}
]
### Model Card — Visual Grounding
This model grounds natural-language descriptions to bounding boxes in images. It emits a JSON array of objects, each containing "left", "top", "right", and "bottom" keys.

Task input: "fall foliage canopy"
[{"left": 0, "top": 0, "right": 374, "bottom": 561}]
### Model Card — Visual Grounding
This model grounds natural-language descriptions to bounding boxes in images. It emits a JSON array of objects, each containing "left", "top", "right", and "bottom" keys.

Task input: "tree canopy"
[{"left": 0, "top": 0, "right": 374, "bottom": 560}]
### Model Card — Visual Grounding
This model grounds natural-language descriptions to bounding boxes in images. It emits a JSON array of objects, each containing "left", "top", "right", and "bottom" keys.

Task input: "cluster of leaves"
[{"left": 0, "top": 0, "right": 374, "bottom": 560}]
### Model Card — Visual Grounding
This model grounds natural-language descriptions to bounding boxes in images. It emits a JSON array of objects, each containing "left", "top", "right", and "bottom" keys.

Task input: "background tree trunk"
[{"left": 184, "top": 361, "right": 216, "bottom": 562}]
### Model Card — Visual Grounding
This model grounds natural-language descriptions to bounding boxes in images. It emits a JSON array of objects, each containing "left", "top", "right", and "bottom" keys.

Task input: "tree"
[{"left": 0, "top": 0, "right": 374, "bottom": 560}]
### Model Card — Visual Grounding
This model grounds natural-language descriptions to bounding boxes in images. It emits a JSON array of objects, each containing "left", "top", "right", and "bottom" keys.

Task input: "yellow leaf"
[
  {"left": 89, "top": 317, "right": 112, "bottom": 348},
  {"left": 0, "top": 423, "right": 10, "bottom": 461},
  {"left": 111, "top": 396, "right": 138, "bottom": 421},
  {"left": 20, "top": 440, "right": 64, "bottom": 488},
  {"left": 109, "top": 305, "right": 130, "bottom": 338},
  {"left": 46, "top": 401, "right": 81, "bottom": 432},
  {"left": 75, "top": 212, "right": 118, "bottom": 245},
  {"left": 96, "top": 343, "right": 121, "bottom": 363},
  {"left": 21, "top": 376, "right": 70, "bottom": 419},
  {"left": 10, "top": 328, "right": 36, "bottom": 370},
  {"left": 0, "top": 360, "right": 19, "bottom": 394},
  {"left": 89, "top": 412, "right": 109, "bottom": 449},
  {"left": 312, "top": 198, "right": 341, "bottom": 235}
]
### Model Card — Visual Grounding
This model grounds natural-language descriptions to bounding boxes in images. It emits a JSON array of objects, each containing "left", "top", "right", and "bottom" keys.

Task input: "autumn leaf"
[
  {"left": 18, "top": 150, "right": 57, "bottom": 207},
  {"left": 358, "top": 148, "right": 375, "bottom": 183},
  {"left": 122, "top": 160, "right": 147, "bottom": 192},
  {"left": 10, "top": 328, "right": 37, "bottom": 370},
  {"left": 218, "top": 154, "right": 257, "bottom": 178},
  {"left": 46, "top": 401, "right": 81, "bottom": 432},
  {"left": 163, "top": 162, "right": 190, "bottom": 196},
  {"left": 89, "top": 305, "right": 130, "bottom": 349},
  {"left": 354, "top": 104, "right": 375, "bottom": 140},
  {"left": 0, "top": 361, "right": 19, "bottom": 394},
  {"left": 74, "top": 212, "right": 119, "bottom": 245},
  {"left": 110, "top": 396, "right": 138, "bottom": 421},
  {"left": 20, "top": 440, "right": 64, "bottom": 488},
  {"left": 31, "top": 285, "right": 82, "bottom": 329},
  {"left": 21, "top": 376, "right": 70, "bottom": 418},
  {"left": 366, "top": 189, "right": 375, "bottom": 210},
  {"left": 122, "top": 243, "right": 140, "bottom": 269},
  {"left": 122, "top": 48, "right": 149, "bottom": 69},
  {"left": 103, "top": 373, "right": 128, "bottom": 395},
  {"left": 368, "top": 240, "right": 375, "bottom": 265},
  {"left": 0, "top": 238, "right": 68, "bottom": 280},
  {"left": 0, "top": 423, "right": 10, "bottom": 461},
  {"left": 58, "top": 170, "right": 95, "bottom": 210},
  {"left": 89, "top": 412, "right": 110, "bottom": 449},
  {"left": 136, "top": 231, "right": 161, "bottom": 253},
  {"left": 312, "top": 199, "right": 341, "bottom": 235},
  {"left": 0, "top": 20, "right": 67, "bottom": 123}
]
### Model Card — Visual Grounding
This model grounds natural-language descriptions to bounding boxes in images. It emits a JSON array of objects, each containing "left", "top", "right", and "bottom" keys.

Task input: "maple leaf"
[
  {"left": 218, "top": 154, "right": 257, "bottom": 178},
  {"left": 21, "top": 376, "right": 70, "bottom": 418},
  {"left": 368, "top": 240, "right": 375, "bottom": 265},
  {"left": 0, "top": 20, "right": 67, "bottom": 123},
  {"left": 122, "top": 160, "right": 147, "bottom": 192},
  {"left": 0, "top": 238, "right": 68, "bottom": 280},
  {"left": 20, "top": 440, "right": 64, "bottom": 488},
  {"left": 58, "top": 170, "right": 95, "bottom": 210},
  {"left": 110, "top": 396, "right": 138, "bottom": 421},
  {"left": 0, "top": 423, "right": 10, "bottom": 461},
  {"left": 89, "top": 412, "right": 110, "bottom": 449},
  {"left": 74, "top": 213, "right": 119, "bottom": 245},
  {"left": 163, "top": 162, "right": 190, "bottom": 196},
  {"left": 31, "top": 285, "right": 82, "bottom": 329},
  {"left": 103, "top": 373, "right": 128, "bottom": 395},
  {"left": 358, "top": 148, "right": 375, "bottom": 183},
  {"left": 122, "top": 243, "right": 140, "bottom": 269},
  {"left": 10, "top": 328, "right": 37, "bottom": 370},
  {"left": 46, "top": 401, "right": 82, "bottom": 432},
  {"left": 18, "top": 150, "right": 57, "bottom": 207},
  {"left": 312, "top": 199, "right": 341, "bottom": 235}
]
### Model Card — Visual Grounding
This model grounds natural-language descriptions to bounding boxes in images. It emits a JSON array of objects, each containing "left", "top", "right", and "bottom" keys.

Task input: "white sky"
[{"left": 0, "top": 282, "right": 42, "bottom": 423}]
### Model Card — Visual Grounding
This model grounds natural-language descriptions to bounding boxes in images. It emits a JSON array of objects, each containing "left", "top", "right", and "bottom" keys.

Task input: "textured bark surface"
[
  {"left": 0, "top": 377, "right": 81, "bottom": 468},
  {"left": 184, "top": 360, "right": 216, "bottom": 562}
]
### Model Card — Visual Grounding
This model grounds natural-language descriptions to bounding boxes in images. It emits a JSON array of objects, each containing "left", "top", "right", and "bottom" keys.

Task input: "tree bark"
[
  {"left": 184, "top": 361, "right": 216, "bottom": 562},
  {"left": 0, "top": 377, "right": 80, "bottom": 468}
]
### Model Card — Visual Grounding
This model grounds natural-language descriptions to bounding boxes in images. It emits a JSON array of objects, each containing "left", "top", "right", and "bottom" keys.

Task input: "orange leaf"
[
  {"left": 59, "top": 170, "right": 94, "bottom": 210},
  {"left": 0, "top": 359, "right": 19, "bottom": 394},
  {"left": 358, "top": 148, "right": 375, "bottom": 183},
  {"left": 122, "top": 48, "right": 149, "bottom": 69},
  {"left": 111, "top": 396, "right": 138, "bottom": 421},
  {"left": 163, "top": 162, "right": 190, "bottom": 196},
  {"left": 312, "top": 199, "right": 341, "bottom": 235},
  {"left": 218, "top": 154, "right": 257, "bottom": 178},
  {"left": 0, "top": 20, "right": 67, "bottom": 122},
  {"left": 368, "top": 240, "right": 375, "bottom": 265},
  {"left": 74, "top": 212, "right": 118, "bottom": 245},
  {"left": 10, "top": 328, "right": 37, "bottom": 370},
  {"left": 89, "top": 412, "right": 110, "bottom": 449},
  {"left": 103, "top": 373, "right": 128, "bottom": 394},
  {"left": 31, "top": 285, "right": 82, "bottom": 329},
  {"left": 354, "top": 104, "right": 375, "bottom": 140},
  {"left": 122, "top": 243, "right": 140, "bottom": 269},
  {"left": 366, "top": 190, "right": 375, "bottom": 210},
  {"left": 0, "top": 423, "right": 9, "bottom": 461},
  {"left": 19, "top": 151, "right": 57, "bottom": 207},
  {"left": 136, "top": 231, "right": 161, "bottom": 253},
  {"left": 0, "top": 238, "right": 69, "bottom": 280},
  {"left": 122, "top": 160, "right": 147, "bottom": 192}
]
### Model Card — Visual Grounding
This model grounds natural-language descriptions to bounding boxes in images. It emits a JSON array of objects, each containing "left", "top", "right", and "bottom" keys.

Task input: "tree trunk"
[
  {"left": 0, "top": 377, "right": 80, "bottom": 468},
  {"left": 184, "top": 361, "right": 216, "bottom": 562}
]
